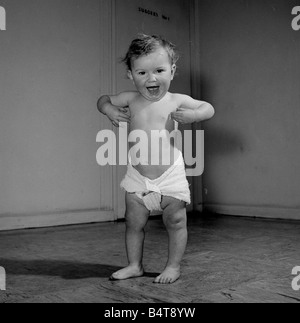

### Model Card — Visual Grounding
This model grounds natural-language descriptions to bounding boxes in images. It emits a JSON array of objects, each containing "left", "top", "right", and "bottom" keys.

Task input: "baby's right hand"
[{"left": 106, "top": 105, "right": 131, "bottom": 128}]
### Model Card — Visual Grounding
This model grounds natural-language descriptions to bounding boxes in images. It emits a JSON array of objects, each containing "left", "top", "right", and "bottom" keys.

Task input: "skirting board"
[
  {"left": 199, "top": 204, "right": 300, "bottom": 221},
  {"left": 0, "top": 209, "right": 115, "bottom": 232}
]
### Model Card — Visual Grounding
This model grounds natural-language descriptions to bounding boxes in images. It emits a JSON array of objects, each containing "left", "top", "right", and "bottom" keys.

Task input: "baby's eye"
[
  {"left": 138, "top": 72, "right": 146, "bottom": 76},
  {"left": 157, "top": 69, "right": 165, "bottom": 73}
]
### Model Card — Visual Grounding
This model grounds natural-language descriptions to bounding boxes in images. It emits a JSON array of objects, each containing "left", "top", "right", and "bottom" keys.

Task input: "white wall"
[
  {"left": 2, "top": 0, "right": 297, "bottom": 231},
  {"left": 0, "top": 0, "right": 114, "bottom": 229},
  {"left": 197, "top": 0, "right": 300, "bottom": 219}
]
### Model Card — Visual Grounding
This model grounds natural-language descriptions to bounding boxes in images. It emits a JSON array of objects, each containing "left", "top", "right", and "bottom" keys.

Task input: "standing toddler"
[{"left": 97, "top": 34, "right": 214, "bottom": 284}]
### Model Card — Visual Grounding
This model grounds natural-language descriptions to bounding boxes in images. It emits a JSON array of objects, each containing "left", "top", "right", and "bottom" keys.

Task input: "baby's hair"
[{"left": 122, "top": 34, "right": 179, "bottom": 71}]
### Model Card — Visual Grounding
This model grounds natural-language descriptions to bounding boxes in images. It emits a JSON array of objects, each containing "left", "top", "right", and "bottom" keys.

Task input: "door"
[{"left": 114, "top": 0, "right": 194, "bottom": 218}]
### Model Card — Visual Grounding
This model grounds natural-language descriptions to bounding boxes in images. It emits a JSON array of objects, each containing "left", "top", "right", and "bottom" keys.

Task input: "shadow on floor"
[{"left": 0, "top": 258, "right": 158, "bottom": 280}]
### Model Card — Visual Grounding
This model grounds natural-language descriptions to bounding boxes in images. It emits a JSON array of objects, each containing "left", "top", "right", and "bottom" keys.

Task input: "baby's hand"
[
  {"left": 171, "top": 107, "right": 196, "bottom": 124},
  {"left": 106, "top": 105, "right": 131, "bottom": 128}
]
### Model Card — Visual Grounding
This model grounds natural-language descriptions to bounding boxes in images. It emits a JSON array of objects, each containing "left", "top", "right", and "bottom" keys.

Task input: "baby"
[{"left": 97, "top": 34, "right": 214, "bottom": 284}]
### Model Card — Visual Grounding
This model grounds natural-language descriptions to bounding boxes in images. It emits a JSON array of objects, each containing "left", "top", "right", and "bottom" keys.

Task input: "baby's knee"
[
  {"left": 125, "top": 212, "right": 147, "bottom": 231},
  {"left": 163, "top": 204, "right": 187, "bottom": 231},
  {"left": 125, "top": 194, "right": 149, "bottom": 230}
]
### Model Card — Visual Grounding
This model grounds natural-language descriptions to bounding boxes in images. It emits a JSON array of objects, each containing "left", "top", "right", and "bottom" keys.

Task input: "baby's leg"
[
  {"left": 154, "top": 196, "right": 187, "bottom": 284},
  {"left": 110, "top": 192, "right": 150, "bottom": 281}
]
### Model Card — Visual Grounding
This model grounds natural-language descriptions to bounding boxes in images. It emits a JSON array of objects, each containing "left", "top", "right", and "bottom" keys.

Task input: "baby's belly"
[{"left": 129, "top": 129, "right": 181, "bottom": 180}]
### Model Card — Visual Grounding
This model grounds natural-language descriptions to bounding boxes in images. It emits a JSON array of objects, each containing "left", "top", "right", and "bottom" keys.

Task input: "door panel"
[{"left": 114, "top": 0, "right": 193, "bottom": 218}]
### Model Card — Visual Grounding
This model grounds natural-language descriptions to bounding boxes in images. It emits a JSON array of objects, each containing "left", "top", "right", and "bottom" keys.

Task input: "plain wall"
[
  {"left": 2, "top": 0, "right": 299, "bottom": 225},
  {"left": 0, "top": 0, "right": 106, "bottom": 217},
  {"left": 198, "top": 0, "right": 300, "bottom": 218}
]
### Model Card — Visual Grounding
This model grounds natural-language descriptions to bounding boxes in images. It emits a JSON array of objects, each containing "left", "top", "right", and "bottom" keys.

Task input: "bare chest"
[{"left": 129, "top": 100, "right": 178, "bottom": 132}]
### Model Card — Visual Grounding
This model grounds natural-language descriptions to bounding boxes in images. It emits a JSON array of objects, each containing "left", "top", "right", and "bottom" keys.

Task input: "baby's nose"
[{"left": 148, "top": 74, "right": 157, "bottom": 82}]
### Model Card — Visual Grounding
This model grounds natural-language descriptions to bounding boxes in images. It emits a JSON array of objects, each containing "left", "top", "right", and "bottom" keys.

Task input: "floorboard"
[{"left": 0, "top": 213, "right": 300, "bottom": 303}]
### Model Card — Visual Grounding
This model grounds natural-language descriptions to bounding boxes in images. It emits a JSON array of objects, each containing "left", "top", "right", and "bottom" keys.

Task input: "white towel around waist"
[{"left": 120, "top": 151, "right": 191, "bottom": 208}]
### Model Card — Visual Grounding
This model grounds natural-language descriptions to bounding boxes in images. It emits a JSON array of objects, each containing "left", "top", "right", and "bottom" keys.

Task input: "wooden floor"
[{"left": 0, "top": 213, "right": 300, "bottom": 303}]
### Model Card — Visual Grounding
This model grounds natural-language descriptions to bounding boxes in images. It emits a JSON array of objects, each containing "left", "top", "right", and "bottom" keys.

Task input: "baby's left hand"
[{"left": 171, "top": 107, "right": 196, "bottom": 124}]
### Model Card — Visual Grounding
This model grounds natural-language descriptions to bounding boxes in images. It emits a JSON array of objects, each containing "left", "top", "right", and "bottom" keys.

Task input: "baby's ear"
[
  {"left": 171, "top": 64, "right": 177, "bottom": 79},
  {"left": 127, "top": 70, "right": 133, "bottom": 80}
]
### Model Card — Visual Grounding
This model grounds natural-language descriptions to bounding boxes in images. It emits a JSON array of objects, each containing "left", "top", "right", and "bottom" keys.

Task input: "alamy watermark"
[
  {"left": 292, "top": 266, "right": 300, "bottom": 291},
  {"left": 0, "top": 6, "right": 6, "bottom": 31},
  {"left": 0, "top": 267, "right": 6, "bottom": 291},
  {"left": 96, "top": 122, "right": 204, "bottom": 177},
  {"left": 292, "top": 6, "right": 300, "bottom": 31}
]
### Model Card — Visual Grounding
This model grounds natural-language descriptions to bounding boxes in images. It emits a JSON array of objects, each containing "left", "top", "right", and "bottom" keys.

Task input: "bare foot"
[
  {"left": 110, "top": 265, "right": 144, "bottom": 281},
  {"left": 154, "top": 267, "right": 181, "bottom": 284}
]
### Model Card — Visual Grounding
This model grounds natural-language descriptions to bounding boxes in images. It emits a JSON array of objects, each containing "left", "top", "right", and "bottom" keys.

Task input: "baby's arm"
[
  {"left": 97, "top": 92, "right": 136, "bottom": 127},
  {"left": 171, "top": 94, "right": 215, "bottom": 124}
]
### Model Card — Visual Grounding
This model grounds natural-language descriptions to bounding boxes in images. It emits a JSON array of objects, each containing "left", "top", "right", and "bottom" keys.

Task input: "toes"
[
  {"left": 109, "top": 266, "right": 144, "bottom": 281},
  {"left": 154, "top": 275, "right": 169, "bottom": 284},
  {"left": 154, "top": 275, "right": 162, "bottom": 284},
  {"left": 109, "top": 273, "right": 120, "bottom": 281},
  {"left": 154, "top": 275, "right": 164, "bottom": 284},
  {"left": 154, "top": 271, "right": 180, "bottom": 284}
]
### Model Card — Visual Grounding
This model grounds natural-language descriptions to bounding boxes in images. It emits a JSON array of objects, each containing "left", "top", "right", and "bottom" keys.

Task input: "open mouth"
[{"left": 146, "top": 86, "right": 160, "bottom": 96}]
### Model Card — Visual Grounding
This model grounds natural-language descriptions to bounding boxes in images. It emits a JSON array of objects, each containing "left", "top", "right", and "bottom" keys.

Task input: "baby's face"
[{"left": 128, "top": 48, "right": 176, "bottom": 102}]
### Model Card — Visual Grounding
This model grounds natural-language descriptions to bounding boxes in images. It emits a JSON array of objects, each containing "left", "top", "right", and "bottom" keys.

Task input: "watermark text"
[
  {"left": 0, "top": 6, "right": 6, "bottom": 31},
  {"left": 0, "top": 267, "right": 6, "bottom": 291},
  {"left": 292, "top": 6, "right": 300, "bottom": 31},
  {"left": 292, "top": 266, "right": 300, "bottom": 291},
  {"left": 96, "top": 123, "right": 204, "bottom": 177}
]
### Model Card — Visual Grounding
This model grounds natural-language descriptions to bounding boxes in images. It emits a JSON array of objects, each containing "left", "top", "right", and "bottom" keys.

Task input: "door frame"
[
  {"left": 103, "top": 0, "right": 202, "bottom": 219},
  {"left": 100, "top": 0, "right": 119, "bottom": 220}
]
